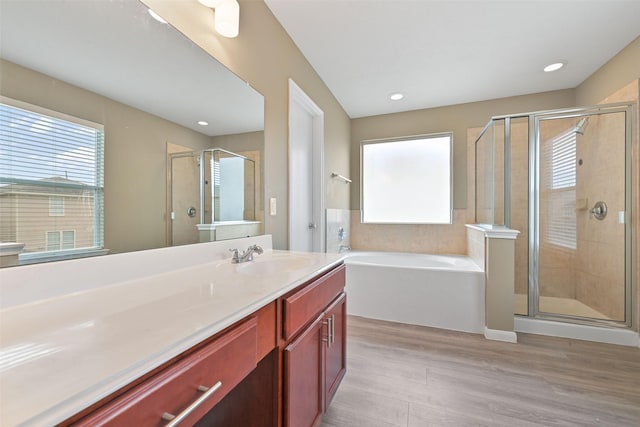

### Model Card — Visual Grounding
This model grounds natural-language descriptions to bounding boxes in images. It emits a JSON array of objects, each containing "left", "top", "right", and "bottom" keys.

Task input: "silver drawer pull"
[
  {"left": 162, "top": 381, "right": 223, "bottom": 426},
  {"left": 331, "top": 314, "right": 335, "bottom": 345},
  {"left": 322, "top": 319, "right": 330, "bottom": 346},
  {"left": 324, "top": 316, "right": 333, "bottom": 349}
]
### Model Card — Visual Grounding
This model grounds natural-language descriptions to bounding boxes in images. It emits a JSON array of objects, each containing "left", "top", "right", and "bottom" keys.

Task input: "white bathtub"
[{"left": 345, "top": 252, "right": 485, "bottom": 334}]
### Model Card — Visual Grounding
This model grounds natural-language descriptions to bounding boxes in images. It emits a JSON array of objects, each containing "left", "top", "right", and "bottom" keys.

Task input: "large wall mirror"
[{"left": 0, "top": 0, "right": 265, "bottom": 267}]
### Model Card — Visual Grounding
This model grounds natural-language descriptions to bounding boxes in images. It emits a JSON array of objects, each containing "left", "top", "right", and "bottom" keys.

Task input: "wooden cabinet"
[
  {"left": 324, "top": 292, "right": 346, "bottom": 410},
  {"left": 63, "top": 263, "right": 346, "bottom": 427},
  {"left": 284, "top": 314, "right": 325, "bottom": 427},
  {"left": 283, "top": 265, "right": 346, "bottom": 427}
]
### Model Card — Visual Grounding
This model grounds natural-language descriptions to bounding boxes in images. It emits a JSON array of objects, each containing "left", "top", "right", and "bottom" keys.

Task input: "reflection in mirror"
[
  {"left": 169, "top": 148, "right": 262, "bottom": 246},
  {"left": 0, "top": 0, "right": 265, "bottom": 267}
]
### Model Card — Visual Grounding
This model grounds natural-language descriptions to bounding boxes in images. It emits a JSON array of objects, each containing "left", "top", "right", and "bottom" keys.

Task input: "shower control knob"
[{"left": 590, "top": 201, "right": 607, "bottom": 220}]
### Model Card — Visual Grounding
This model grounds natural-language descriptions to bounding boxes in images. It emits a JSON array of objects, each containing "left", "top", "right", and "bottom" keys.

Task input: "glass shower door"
[
  {"left": 534, "top": 108, "right": 630, "bottom": 324},
  {"left": 169, "top": 152, "right": 201, "bottom": 246}
]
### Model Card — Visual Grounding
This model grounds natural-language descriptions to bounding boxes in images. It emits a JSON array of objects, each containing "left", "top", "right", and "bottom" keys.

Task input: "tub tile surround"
[
  {"left": 326, "top": 208, "right": 351, "bottom": 253},
  {"left": 349, "top": 209, "right": 468, "bottom": 254},
  {"left": 0, "top": 235, "right": 346, "bottom": 426}
]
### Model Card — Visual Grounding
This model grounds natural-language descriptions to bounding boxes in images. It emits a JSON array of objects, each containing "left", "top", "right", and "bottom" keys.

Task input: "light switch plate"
[{"left": 270, "top": 197, "right": 277, "bottom": 216}]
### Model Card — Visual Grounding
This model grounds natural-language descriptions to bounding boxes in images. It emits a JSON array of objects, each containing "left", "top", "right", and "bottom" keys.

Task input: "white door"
[{"left": 289, "top": 80, "right": 324, "bottom": 252}]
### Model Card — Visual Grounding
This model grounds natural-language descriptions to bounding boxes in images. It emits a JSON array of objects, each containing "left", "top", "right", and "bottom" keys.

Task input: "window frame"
[
  {"left": 360, "top": 132, "right": 453, "bottom": 225},
  {"left": 48, "top": 196, "right": 65, "bottom": 217},
  {"left": 0, "top": 96, "right": 105, "bottom": 261}
]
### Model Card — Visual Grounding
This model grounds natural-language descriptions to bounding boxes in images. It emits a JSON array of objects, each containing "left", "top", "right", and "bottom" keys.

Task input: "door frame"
[{"left": 288, "top": 79, "right": 325, "bottom": 252}]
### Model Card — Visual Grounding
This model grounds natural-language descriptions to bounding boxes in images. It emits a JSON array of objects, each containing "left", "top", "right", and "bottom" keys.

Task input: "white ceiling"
[
  {"left": 0, "top": 0, "right": 264, "bottom": 137},
  {"left": 265, "top": 0, "right": 640, "bottom": 118}
]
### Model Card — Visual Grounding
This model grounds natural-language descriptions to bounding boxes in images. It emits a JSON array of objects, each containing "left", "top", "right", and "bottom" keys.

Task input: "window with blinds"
[
  {"left": 0, "top": 98, "right": 104, "bottom": 260},
  {"left": 542, "top": 128, "right": 576, "bottom": 250}
]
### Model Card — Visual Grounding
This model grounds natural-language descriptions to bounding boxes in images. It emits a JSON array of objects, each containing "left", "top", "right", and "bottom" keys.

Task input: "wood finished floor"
[{"left": 320, "top": 316, "right": 640, "bottom": 427}]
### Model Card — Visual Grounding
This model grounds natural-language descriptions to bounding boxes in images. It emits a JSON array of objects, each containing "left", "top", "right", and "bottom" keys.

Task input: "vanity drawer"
[
  {"left": 75, "top": 318, "right": 258, "bottom": 426},
  {"left": 283, "top": 264, "right": 345, "bottom": 341}
]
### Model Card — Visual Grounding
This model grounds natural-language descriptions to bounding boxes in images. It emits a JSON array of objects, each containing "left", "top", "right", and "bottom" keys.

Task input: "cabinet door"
[
  {"left": 324, "top": 293, "right": 346, "bottom": 410},
  {"left": 284, "top": 313, "right": 324, "bottom": 427}
]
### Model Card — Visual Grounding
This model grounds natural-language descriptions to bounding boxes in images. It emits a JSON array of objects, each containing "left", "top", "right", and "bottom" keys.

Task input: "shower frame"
[
  {"left": 168, "top": 148, "right": 256, "bottom": 246},
  {"left": 475, "top": 102, "right": 634, "bottom": 329}
]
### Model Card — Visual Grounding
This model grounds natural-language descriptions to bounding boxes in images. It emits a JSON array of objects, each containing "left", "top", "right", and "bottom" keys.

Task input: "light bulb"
[
  {"left": 215, "top": 0, "right": 239, "bottom": 38},
  {"left": 543, "top": 62, "right": 564, "bottom": 72}
]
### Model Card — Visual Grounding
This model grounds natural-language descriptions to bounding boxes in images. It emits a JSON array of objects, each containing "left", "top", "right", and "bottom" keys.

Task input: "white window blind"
[
  {"left": 361, "top": 134, "right": 452, "bottom": 224},
  {"left": 0, "top": 98, "right": 104, "bottom": 258},
  {"left": 542, "top": 128, "right": 576, "bottom": 249}
]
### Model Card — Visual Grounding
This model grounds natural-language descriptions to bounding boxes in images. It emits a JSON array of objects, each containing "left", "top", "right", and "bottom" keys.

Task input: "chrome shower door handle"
[
  {"left": 590, "top": 201, "right": 607, "bottom": 220},
  {"left": 308, "top": 222, "right": 317, "bottom": 230}
]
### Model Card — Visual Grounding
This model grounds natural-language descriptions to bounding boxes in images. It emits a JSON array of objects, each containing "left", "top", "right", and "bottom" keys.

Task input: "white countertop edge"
[
  {"left": 465, "top": 224, "right": 520, "bottom": 240},
  {"left": 27, "top": 256, "right": 345, "bottom": 427}
]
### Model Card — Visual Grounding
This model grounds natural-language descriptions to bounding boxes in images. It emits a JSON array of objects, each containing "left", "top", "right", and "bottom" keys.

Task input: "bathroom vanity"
[{"left": 0, "top": 236, "right": 345, "bottom": 427}]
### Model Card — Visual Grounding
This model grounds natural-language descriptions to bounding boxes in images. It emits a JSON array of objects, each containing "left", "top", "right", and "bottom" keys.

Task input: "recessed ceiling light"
[
  {"left": 148, "top": 9, "right": 167, "bottom": 24},
  {"left": 544, "top": 62, "right": 564, "bottom": 72},
  {"left": 197, "top": 120, "right": 209, "bottom": 126},
  {"left": 390, "top": 93, "right": 404, "bottom": 101}
]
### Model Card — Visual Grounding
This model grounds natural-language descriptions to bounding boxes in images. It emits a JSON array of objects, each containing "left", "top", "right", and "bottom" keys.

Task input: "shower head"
[{"left": 574, "top": 117, "right": 589, "bottom": 135}]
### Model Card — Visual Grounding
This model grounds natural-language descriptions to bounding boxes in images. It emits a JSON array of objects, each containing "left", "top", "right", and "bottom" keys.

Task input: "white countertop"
[{"left": 0, "top": 249, "right": 344, "bottom": 427}]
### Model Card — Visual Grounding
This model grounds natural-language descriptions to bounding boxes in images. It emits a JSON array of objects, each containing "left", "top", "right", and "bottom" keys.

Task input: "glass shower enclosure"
[
  {"left": 475, "top": 102, "right": 633, "bottom": 327},
  {"left": 168, "top": 148, "right": 256, "bottom": 246}
]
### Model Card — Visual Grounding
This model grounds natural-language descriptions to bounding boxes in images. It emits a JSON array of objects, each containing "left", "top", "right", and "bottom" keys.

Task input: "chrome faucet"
[{"left": 230, "top": 244, "right": 263, "bottom": 263}]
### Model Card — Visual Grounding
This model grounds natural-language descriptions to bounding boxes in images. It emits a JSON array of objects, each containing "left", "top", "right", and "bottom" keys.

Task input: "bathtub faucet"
[
  {"left": 339, "top": 244, "right": 351, "bottom": 253},
  {"left": 230, "top": 244, "right": 263, "bottom": 263}
]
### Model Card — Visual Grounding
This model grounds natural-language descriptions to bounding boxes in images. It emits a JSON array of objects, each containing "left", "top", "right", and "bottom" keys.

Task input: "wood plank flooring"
[{"left": 321, "top": 316, "right": 640, "bottom": 427}]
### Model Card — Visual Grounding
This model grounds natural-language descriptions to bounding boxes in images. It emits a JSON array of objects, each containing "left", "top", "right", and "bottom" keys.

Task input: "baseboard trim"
[
  {"left": 515, "top": 317, "right": 640, "bottom": 347},
  {"left": 484, "top": 327, "right": 518, "bottom": 343}
]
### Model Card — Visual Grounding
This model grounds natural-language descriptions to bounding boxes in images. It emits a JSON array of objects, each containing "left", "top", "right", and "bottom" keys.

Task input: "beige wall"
[
  {"left": 0, "top": 59, "right": 214, "bottom": 254},
  {"left": 143, "top": 0, "right": 352, "bottom": 249},
  {"left": 576, "top": 36, "right": 640, "bottom": 106}
]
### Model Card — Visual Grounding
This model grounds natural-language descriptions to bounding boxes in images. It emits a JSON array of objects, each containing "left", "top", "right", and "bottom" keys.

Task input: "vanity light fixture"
[
  {"left": 543, "top": 62, "right": 565, "bottom": 72},
  {"left": 197, "top": 0, "right": 240, "bottom": 38},
  {"left": 148, "top": 9, "right": 167, "bottom": 24},
  {"left": 197, "top": 120, "right": 209, "bottom": 126},
  {"left": 389, "top": 93, "right": 404, "bottom": 101}
]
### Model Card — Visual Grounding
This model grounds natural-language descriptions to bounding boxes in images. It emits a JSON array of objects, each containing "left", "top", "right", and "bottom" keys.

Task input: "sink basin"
[{"left": 235, "top": 254, "right": 315, "bottom": 275}]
